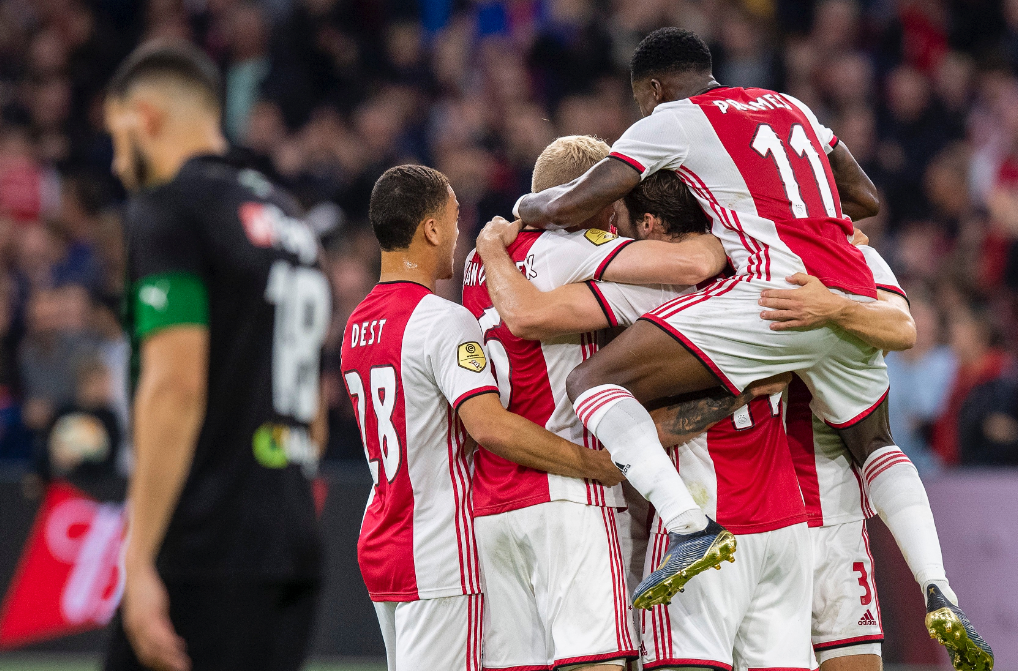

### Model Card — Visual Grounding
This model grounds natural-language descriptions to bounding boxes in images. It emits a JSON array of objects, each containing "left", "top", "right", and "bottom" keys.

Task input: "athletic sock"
[
  {"left": 862, "top": 446, "right": 952, "bottom": 603},
  {"left": 574, "top": 384, "right": 707, "bottom": 534}
]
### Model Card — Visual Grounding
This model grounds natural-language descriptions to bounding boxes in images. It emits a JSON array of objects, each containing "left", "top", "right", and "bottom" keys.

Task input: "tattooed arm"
[{"left": 650, "top": 374, "right": 792, "bottom": 446}]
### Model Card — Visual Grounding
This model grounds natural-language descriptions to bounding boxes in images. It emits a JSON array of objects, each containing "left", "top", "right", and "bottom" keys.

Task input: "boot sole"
[{"left": 632, "top": 531, "right": 737, "bottom": 610}]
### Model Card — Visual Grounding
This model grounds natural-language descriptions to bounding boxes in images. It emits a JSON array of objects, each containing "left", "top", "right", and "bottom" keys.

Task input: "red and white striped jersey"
[
  {"left": 786, "top": 245, "right": 904, "bottom": 527},
  {"left": 462, "top": 228, "right": 634, "bottom": 517},
  {"left": 342, "top": 281, "right": 499, "bottom": 602},
  {"left": 593, "top": 281, "right": 808, "bottom": 534},
  {"left": 609, "top": 86, "right": 877, "bottom": 299}
]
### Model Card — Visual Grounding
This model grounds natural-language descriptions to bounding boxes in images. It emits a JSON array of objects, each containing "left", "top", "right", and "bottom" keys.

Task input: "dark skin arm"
[
  {"left": 650, "top": 374, "right": 791, "bottom": 445},
  {"left": 829, "top": 142, "right": 879, "bottom": 221},
  {"left": 518, "top": 158, "right": 641, "bottom": 229}
]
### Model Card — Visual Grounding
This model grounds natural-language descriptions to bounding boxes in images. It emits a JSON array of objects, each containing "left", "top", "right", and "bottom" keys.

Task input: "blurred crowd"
[{"left": 1, "top": 0, "right": 1018, "bottom": 479}]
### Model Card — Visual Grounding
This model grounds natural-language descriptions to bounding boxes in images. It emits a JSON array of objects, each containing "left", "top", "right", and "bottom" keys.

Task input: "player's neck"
[
  {"left": 379, "top": 251, "right": 437, "bottom": 292},
  {"left": 146, "top": 124, "right": 228, "bottom": 186}
]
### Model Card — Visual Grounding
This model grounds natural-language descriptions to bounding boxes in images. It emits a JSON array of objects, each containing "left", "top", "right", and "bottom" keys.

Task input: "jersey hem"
[
  {"left": 645, "top": 658, "right": 732, "bottom": 671},
  {"left": 553, "top": 650, "right": 639, "bottom": 670},
  {"left": 810, "top": 512, "right": 870, "bottom": 528}
]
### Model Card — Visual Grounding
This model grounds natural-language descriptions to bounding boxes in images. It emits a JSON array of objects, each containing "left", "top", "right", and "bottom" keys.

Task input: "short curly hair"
[{"left": 630, "top": 28, "right": 712, "bottom": 82}]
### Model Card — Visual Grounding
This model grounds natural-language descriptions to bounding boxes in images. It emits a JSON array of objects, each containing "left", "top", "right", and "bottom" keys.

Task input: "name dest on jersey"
[
  {"left": 238, "top": 202, "right": 318, "bottom": 264},
  {"left": 348, "top": 319, "right": 387, "bottom": 348},
  {"left": 463, "top": 253, "right": 536, "bottom": 288},
  {"left": 712, "top": 93, "right": 792, "bottom": 114}
]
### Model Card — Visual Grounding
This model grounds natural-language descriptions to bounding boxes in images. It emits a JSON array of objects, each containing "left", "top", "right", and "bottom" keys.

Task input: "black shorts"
[{"left": 104, "top": 580, "right": 319, "bottom": 671}]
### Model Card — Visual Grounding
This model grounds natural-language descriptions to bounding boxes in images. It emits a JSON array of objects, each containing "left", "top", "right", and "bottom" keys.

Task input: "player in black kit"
[{"left": 102, "top": 42, "right": 330, "bottom": 671}]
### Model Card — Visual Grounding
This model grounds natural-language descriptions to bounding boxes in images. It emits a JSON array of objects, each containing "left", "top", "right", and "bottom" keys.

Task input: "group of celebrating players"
[
  {"left": 344, "top": 27, "right": 994, "bottom": 671},
  {"left": 99, "top": 24, "right": 993, "bottom": 671}
]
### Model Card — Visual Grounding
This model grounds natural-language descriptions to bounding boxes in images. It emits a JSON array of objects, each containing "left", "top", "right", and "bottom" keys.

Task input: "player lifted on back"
[
  {"left": 341, "top": 165, "right": 622, "bottom": 671},
  {"left": 509, "top": 30, "right": 991, "bottom": 662}
]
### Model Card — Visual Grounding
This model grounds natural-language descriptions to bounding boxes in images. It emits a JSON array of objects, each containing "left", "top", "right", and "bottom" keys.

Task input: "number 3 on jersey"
[
  {"left": 343, "top": 367, "right": 401, "bottom": 486},
  {"left": 265, "top": 260, "right": 331, "bottom": 422}
]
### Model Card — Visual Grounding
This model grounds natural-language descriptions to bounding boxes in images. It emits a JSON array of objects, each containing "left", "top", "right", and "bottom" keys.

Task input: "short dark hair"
[
  {"left": 630, "top": 28, "right": 712, "bottom": 82},
  {"left": 369, "top": 165, "right": 451, "bottom": 251},
  {"left": 624, "top": 170, "right": 710, "bottom": 237},
  {"left": 107, "top": 40, "right": 221, "bottom": 108}
]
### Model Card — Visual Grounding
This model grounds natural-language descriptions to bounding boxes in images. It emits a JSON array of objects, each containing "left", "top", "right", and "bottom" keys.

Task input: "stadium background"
[{"left": 0, "top": 0, "right": 1016, "bottom": 668}]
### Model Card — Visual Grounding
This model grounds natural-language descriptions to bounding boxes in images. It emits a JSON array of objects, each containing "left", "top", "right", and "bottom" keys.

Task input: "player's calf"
[{"left": 818, "top": 653, "right": 882, "bottom": 671}]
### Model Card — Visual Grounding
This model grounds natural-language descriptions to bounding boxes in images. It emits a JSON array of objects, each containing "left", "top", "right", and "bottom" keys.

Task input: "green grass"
[{"left": 0, "top": 656, "right": 386, "bottom": 671}]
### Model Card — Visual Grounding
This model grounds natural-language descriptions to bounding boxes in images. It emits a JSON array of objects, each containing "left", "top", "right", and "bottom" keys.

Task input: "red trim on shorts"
[
  {"left": 813, "top": 634, "right": 885, "bottom": 650},
  {"left": 861, "top": 524, "right": 884, "bottom": 631},
  {"left": 553, "top": 650, "right": 638, "bottom": 669},
  {"left": 594, "top": 239, "right": 635, "bottom": 280},
  {"left": 639, "top": 315, "right": 741, "bottom": 396},
  {"left": 645, "top": 659, "right": 732, "bottom": 671},
  {"left": 824, "top": 387, "right": 889, "bottom": 430},
  {"left": 453, "top": 387, "right": 500, "bottom": 410},
  {"left": 829, "top": 135, "right": 840, "bottom": 150},
  {"left": 608, "top": 152, "right": 645, "bottom": 173}
]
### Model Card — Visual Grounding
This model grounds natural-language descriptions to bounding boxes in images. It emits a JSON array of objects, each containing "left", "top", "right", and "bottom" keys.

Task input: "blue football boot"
[
  {"left": 631, "top": 517, "right": 736, "bottom": 610},
  {"left": 925, "top": 584, "right": 993, "bottom": 671}
]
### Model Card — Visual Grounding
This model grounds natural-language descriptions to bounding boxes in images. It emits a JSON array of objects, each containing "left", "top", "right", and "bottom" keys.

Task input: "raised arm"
[
  {"left": 759, "top": 274, "right": 915, "bottom": 351},
  {"left": 517, "top": 158, "right": 641, "bottom": 230},
  {"left": 458, "top": 393, "right": 623, "bottom": 486},
  {"left": 829, "top": 142, "right": 879, "bottom": 221},
  {"left": 600, "top": 234, "right": 726, "bottom": 286}
]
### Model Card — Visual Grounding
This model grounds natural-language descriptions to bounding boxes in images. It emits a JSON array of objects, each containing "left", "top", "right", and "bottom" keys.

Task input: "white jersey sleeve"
[
  {"left": 782, "top": 94, "right": 838, "bottom": 154},
  {"left": 588, "top": 281, "right": 691, "bottom": 327},
  {"left": 858, "top": 245, "right": 906, "bottom": 299},
  {"left": 420, "top": 296, "right": 500, "bottom": 409},
  {"left": 528, "top": 229, "right": 636, "bottom": 288},
  {"left": 608, "top": 108, "right": 689, "bottom": 180}
]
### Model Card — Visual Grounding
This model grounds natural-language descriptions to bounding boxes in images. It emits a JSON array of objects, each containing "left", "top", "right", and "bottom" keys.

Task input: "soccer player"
[
  {"left": 761, "top": 257, "right": 993, "bottom": 671},
  {"left": 342, "top": 165, "right": 623, "bottom": 671},
  {"left": 104, "top": 43, "right": 328, "bottom": 671},
  {"left": 509, "top": 28, "right": 950, "bottom": 625},
  {"left": 476, "top": 166, "right": 814, "bottom": 671}
]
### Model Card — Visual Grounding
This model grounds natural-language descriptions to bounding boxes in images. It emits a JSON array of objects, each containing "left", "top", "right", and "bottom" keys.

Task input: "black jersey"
[{"left": 125, "top": 155, "right": 330, "bottom": 581}]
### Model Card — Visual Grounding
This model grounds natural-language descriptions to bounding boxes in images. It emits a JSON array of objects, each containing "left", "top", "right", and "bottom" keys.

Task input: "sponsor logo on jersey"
[
  {"left": 457, "top": 342, "right": 487, "bottom": 372},
  {"left": 858, "top": 609, "right": 878, "bottom": 626},
  {"left": 252, "top": 422, "right": 318, "bottom": 476},
  {"left": 238, "top": 202, "right": 318, "bottom": 264},
  {"left": 614, "top": 461, "right": 630, "bottom": 475},
  {"left": 584, "top": 229, "right": 618, "bottom": 246}
]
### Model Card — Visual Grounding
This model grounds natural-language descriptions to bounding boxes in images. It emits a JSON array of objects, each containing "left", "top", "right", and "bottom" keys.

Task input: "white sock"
[
  {"left": 575, "top": 384, "right": 707, "bottom": 534},
  {"left": 862, "top": 446, "right": 951, "bottom": 603}
]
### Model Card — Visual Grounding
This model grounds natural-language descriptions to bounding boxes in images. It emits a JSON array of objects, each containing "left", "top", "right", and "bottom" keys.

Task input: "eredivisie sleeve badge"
[
  {"left": 457, "top": 342, "right": 487, "bottom": 372},
  {"left": 584, "top": 229, "right": 618, "bottom": 245}
]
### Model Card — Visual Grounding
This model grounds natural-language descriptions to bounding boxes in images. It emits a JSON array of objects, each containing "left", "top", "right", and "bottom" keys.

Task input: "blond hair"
[{"left": 531, "top": 135, "right": 610, "bottom": 193}]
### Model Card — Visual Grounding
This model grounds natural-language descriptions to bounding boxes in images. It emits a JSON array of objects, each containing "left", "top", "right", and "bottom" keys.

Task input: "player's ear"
[
  {"left": 135, "top": 98, "right": 164, "bottom": 139},
  {"left": 421, "top": 217, "right": 441, "bottom": 247},
  {"left": 640, "top": 213, "right": 656, "bottom": 238}
]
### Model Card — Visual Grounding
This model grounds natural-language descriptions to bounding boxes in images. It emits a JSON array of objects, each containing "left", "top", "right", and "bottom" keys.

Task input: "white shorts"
[
  {"left": 643, "top": 278, "right": 888, "bottom": 427},
  {"left": 641, "top": 523, "right": 813, "bottom": 671},
  {"left": 474, "top": 500, "right": 637, "bottom": 670},
  {"left": 373, "top": 593, "right": 483, "bottom": 671},
  {"left": 810, "top": 521, "right": 883, "bottom": 663}
]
